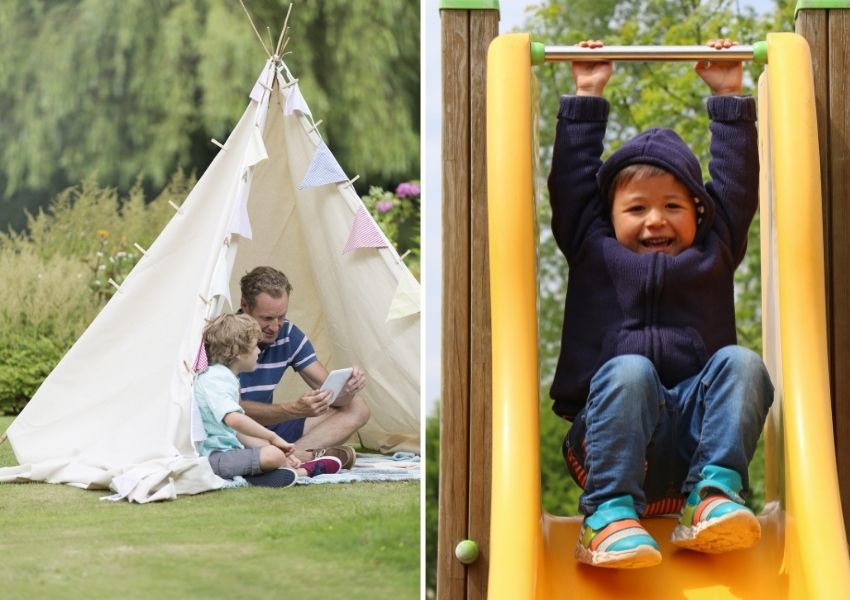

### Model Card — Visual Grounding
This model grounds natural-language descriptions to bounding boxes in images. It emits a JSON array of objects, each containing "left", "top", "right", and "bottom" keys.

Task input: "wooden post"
[
  {"left": 438, "top": 2, "right": 499, "bottom": 598},
  {"left": 795, "top": 2, "right": 850, "bottom": 538}
]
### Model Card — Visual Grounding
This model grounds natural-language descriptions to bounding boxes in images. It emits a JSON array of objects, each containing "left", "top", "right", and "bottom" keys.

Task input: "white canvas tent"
[{"left": 0, "top": 57, "right": 420, "bottom": 502}]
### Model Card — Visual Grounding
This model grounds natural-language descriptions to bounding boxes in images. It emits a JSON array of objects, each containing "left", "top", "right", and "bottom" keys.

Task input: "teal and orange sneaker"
[
  {"left": 576, "top": 496, "right": 662, "bottom": 569},
  {"left": 671, "top": 465, "right": 760, "bottom": 553}
]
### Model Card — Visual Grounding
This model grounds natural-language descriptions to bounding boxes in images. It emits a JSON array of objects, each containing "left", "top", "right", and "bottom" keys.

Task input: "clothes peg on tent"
[
  {"left": 168, "top": 200, "right": 184, "bottom": 214},
  {"left": 133, "top": 242, "right": 148, "bottom": 256},
  {"left": 306, "top": 119, "right": 323, "bottom": 134},
  {"left": 198, "top": 294, "right": 210, "bottom": 305},
  {"left": 340, "top": 175, "right": 360, "bottom": 189},
  {"left": 281, "top": 77, "right": 299, "bottom": 88},
  {"left": 210, "top": 138, "right": 226, "bottom": 150},
  {"left": 108, "top": 278, "right": 122, "bottom": 292},
  {"left": 399, "top": 249, "right": 412, "bottom": 261}
]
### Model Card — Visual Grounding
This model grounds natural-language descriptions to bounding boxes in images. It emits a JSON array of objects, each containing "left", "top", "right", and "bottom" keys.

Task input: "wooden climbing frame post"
[{"left": 438, "top": 1, "right": 499, "bottom": 598}]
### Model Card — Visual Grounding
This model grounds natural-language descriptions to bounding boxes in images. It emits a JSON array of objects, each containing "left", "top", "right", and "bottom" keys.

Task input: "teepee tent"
[{"left": 0, "top": 51, "right": 420, "bottom": 502}]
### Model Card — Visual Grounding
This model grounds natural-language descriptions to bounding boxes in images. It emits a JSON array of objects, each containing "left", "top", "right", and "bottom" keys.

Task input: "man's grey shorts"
[{"left": 208, "top": 448, "right": 263, "bottom": 479}]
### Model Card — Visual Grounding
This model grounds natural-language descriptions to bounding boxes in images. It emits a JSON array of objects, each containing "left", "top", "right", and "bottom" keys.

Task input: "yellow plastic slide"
[{"left": 486, "top": 32, "right": 850, "bottom": 599}]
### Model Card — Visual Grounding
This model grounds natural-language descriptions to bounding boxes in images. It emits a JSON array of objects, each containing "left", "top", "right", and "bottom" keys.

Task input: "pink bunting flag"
[
  {"left": 344, "top": 206, "right": 388, "bottom": 253},
  {"left": 192, "top": 340, "right": 209, "bottom": 373}
]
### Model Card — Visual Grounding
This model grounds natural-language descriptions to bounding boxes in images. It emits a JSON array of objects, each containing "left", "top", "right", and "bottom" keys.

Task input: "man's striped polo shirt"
[{"left": 238, "top": 320, "right": 318, "bottom": 402}]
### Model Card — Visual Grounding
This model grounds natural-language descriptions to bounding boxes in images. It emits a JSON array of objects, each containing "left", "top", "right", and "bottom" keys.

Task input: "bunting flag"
[
  {"left": 386, "top": 272, "right": 421, "bottom": 322},
  {"left": 189, "top": 340, "right": 209, "bottom": 443},
  {"left": 282, "top": 80, "right": 312, "bottom": 117},
  {"left": 244, "top": 125, "right": 269, "bottom": 169},
  {"left": 208, "top": 245, "right": 234, "bottom": 311},
  {"left": 344, "top": 206, "right": 388, "bottom": 253},
  {"left": 226, "top": 176, "right": 253, "bottom": 239},
  {"left": 298, "top": 141, "right": 348, "bottom": 189},
  {"left": 249, "top": 60, "right": 275, "bottom": 103},
  {"left": 191, "top": 340, "right": 208, "bottom": 373}
]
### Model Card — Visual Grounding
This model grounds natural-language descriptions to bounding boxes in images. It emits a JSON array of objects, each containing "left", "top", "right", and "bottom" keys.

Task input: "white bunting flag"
[
  {"left": 386, "top": 272, "right": 421, "bottom": 321},
  {"left": 283, "top": 81, "right": 312, "bottom": 117},
  {"left": 226, "top": 177, "right": 252, "bottom": 239},
  {"left": 249, "top": 60, "right": 275, "bottom": 103}
]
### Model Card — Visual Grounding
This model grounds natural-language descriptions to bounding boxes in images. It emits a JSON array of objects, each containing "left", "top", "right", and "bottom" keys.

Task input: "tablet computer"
[{"left": 319, "top": 367, "right": 353, "bottom": 405}]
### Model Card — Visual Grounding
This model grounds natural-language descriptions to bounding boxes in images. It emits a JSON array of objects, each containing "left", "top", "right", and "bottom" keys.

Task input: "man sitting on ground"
[{"left": 237, "top": 266, "right": 370, "bottom": 468}]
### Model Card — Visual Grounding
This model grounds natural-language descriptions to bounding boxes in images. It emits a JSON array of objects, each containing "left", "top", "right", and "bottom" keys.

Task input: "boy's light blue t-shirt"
[{"left": 194, "top": 363, "right": 245, "bottom": 456}]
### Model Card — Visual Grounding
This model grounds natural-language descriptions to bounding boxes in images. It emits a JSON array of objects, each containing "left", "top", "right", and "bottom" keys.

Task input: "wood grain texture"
[
  {"left": 466, "top": 13, "right": 499, "bottom": 600},
  {"left": 796, "top": 8, "right": 850, "bottom": 538},
  {"left": 439, "top": 10, "right": 471, "bottom": 600},
  {"left": 827, "top": 10, "right": 850, "bottom": 535}
]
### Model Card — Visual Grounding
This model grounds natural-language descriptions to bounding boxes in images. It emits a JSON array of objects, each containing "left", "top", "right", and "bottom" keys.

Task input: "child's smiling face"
[{"left": 610, "top": 173, "right": 698, "bottom": 256}]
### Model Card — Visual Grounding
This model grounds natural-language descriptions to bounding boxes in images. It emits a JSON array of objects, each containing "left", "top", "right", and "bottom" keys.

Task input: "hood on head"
[{"left": 597, "top": 128, "right": 715, "bottom": 238}]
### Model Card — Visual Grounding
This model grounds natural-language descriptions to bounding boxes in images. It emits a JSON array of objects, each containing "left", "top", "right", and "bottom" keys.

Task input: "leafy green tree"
[{"left": 0, "top": 0, "right": 419, "bottom": 231}]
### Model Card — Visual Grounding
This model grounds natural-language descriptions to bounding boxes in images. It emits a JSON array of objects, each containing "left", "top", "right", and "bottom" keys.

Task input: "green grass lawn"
[{"left": 0, "top": 416, "right": 420, "bottom": 599}]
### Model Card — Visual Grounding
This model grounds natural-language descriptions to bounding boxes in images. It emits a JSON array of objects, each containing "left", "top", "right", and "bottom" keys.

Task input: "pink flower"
[
  {"left": 376, "top": 200, "right": 395, "bottom": 213},
  {"left": 395, "top": 182, "right": 420, "bottom": 198}
]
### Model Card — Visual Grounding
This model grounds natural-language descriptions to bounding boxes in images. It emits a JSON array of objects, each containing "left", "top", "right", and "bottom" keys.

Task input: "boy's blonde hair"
[{"left": 203, "top": 314, "right": 261, "bottom": 366}]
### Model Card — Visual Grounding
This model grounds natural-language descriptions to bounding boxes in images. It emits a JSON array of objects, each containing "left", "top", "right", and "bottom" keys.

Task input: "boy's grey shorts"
[{"left": 207, "top": 448, "right": 263, "bottom": 479}]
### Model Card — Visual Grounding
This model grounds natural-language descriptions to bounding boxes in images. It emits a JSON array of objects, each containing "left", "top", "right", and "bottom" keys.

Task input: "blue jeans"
[
  {"left": 566, "top": 346, "right": 774, "bottom": 516},
  {"left": 267, "top": 417, "right": 306, "bottom": 442}
]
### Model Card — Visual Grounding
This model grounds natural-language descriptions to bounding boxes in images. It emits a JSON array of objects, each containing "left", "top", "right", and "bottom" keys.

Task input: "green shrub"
[
  {"left": 0, "top": 332, "right": 75, "bottom": 415},
  {"left": 0, "top": 171, "right": 195, "bottom": 414}
]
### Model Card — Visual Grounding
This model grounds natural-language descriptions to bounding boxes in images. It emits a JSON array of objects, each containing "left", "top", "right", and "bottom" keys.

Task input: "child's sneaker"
[
  {"left": 576, "top": 496, "right": 661, "bottom": 569},
  {"left": 671, "top": 465, "right": 760, "bottom": 553},
  {"left": 244, "top": 467, "right": 298, "bottom": 488},
  {"left": 301, "top": 456, "right": 342, "bottom": 477}
]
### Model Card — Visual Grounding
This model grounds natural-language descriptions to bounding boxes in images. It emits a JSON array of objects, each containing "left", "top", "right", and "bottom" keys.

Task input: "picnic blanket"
[{"left": 296, "top": 451, "right": 420, "bottom": 485}]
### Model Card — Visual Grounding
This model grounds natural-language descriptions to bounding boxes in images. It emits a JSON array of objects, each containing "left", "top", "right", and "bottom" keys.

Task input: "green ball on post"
[{"left": 454, "top": 539, "right": 479, "bottom": 564}]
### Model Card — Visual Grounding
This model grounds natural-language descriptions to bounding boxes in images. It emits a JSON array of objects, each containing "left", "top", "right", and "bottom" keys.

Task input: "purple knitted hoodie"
[{"left": 548, "top": 94, "right": 758, "bottom": 419}]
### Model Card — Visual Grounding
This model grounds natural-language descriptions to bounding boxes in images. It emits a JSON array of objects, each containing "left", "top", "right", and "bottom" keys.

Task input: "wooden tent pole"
[
  {"left": 275, "top": 3, "right": 294, "bottom": 57},
  {"left": 238, "top": 0, "right": 272, "bottom": 58}
]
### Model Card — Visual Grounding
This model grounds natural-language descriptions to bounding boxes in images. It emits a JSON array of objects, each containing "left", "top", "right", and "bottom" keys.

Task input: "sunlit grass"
[{"left": 0, "top": 416, "right": 419, "bottom": 600}]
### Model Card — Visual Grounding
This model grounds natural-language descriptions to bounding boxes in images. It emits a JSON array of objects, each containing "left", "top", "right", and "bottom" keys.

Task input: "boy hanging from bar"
[{"left": 548, "top": 39, "right": 773, "bottom": 569}]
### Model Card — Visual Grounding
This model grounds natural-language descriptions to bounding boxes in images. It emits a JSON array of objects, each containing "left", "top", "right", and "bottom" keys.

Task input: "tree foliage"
[
  {"left": 523, "top": 0, "right": 794, "bottom": 514},
  {"left": 0, "top": 0, "right": 419, "bottom": 231}
]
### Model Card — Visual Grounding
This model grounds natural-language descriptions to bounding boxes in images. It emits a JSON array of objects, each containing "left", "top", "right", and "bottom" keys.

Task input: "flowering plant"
[{"left": 361, "top": 181, "right": 420, "bottom": 279}]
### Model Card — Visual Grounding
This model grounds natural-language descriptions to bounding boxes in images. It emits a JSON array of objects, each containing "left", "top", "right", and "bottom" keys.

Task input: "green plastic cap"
[
  {"left": 440, "top": 0, "right": 500, "bottom": 10},
  {"left": 530, "top": 41, "right": 546, "bottom": 66},
  {"left": 796, "top": 0, "right": 850, "bottom": 17},
  {"left": 752, "top": 40, "right": 768, "bottom": 65}
]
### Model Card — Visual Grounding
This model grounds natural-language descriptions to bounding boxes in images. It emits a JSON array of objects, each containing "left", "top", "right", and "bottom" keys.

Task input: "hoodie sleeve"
[
  {"left": 705, "top": 95, "right": 759, "bottom": 265},
  {"left": 547, "top": 95, "right": 610, "bottom": 261}
]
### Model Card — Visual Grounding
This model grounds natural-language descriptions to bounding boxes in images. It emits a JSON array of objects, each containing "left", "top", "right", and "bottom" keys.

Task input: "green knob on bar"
[
  {"left": 455, "top": 539, "right": 480, "bottom": 564},
  {"left": 753, "top": 40, "right": 768, "bottom": 65},
  {"left": 531, "top": 41, "right": 546, "bottom": 66}
]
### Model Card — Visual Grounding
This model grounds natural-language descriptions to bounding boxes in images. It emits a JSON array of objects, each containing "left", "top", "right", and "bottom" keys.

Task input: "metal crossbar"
[{"left": 538, "top": 44, "right": 762, "bottom": 64}]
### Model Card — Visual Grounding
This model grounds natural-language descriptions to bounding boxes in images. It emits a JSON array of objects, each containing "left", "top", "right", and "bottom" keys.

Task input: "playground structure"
[{"left": 439, "top": 2, "right": 850, "bottom": 599}]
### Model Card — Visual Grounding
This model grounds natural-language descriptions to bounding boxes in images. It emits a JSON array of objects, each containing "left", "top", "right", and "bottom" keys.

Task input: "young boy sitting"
[
  {"left": 548, "top": 39, "right": 774, "bottom": 568},
  {"left": 195, "top": 314, "right": 341, "bottom": 488}
]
